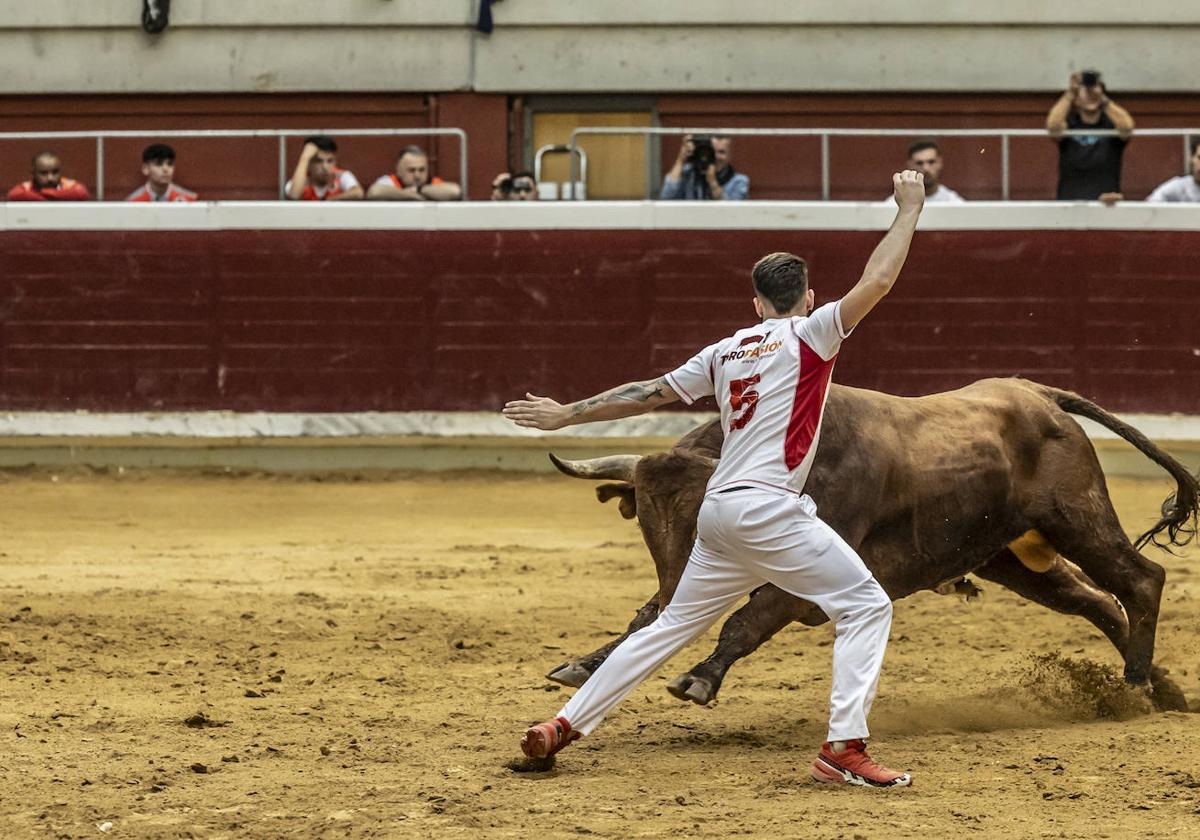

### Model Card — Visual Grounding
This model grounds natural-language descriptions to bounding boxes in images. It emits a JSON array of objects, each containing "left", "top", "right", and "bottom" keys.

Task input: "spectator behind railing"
[
  {"left": 367, "top": 145, "right": 462, "bottom": 201},
  {"left": 6, "top": 151, "right": 91, "bottom": 201},
  {"left": 490, "top": 170, "right": 538, "bottom": 201},
  {"left": 125, "top": 144, "right": 197, "bottom": 202},
  {"left": 881, "top": 139, "right": 964, "bottom": 204},
  {"left": 1047, "top": 70, "right": 1135, "bottom": 203},
  {"left": 1146, "top": 137, "right": 1200, "bottom": 203},
  {"left": 661, "top": 134, "right": 749, "bottom": 201},
  {"left": 285, "top": 135, "right": 364, "bottom": 201}
]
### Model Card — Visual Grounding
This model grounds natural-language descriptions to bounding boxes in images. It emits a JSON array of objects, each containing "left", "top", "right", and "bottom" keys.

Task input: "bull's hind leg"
[
  {"left": 546, "top": 595, "right": 659, "bottom": 687},
  {"left": 977, "top": 548, "right": 1187, "bottom": 711},
  {"left": 1034, "top": 504, "right": 1167, "bottom": 687},
  {"left": 976, "top": 549, "right": 1128, "bottom": 652}
]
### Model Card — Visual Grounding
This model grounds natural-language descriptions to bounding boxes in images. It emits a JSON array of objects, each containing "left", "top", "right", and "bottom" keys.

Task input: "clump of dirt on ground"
[
  {"left": 504, "top": 756, "right": 557, "bottom": 773},
  {"left": 1020, "top": 652, "right": 1153, "bottom": 720}
]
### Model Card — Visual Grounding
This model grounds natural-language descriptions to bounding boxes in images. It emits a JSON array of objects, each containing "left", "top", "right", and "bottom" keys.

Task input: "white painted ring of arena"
[
  {"left": 0, "top": 411, "right": 1193, "bottom": 477},
  {"left": 4, "top": 200, "right": 1200, "bottom": 232}
]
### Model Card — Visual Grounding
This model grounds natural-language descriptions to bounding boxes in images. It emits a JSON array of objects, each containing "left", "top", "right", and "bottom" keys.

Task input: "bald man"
[{"left": 8, "top": 152, "right": 91, "bottom": 201}]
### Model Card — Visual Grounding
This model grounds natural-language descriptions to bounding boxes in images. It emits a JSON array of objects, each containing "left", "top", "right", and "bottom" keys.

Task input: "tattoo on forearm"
[{"left": 571, "top": 378, "right": 666, "bottom": 415}]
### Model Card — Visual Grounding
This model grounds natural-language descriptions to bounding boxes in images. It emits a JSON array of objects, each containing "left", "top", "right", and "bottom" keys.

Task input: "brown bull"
[{"left": 546, "top": 377, "right": 1198, "bottom": 711}]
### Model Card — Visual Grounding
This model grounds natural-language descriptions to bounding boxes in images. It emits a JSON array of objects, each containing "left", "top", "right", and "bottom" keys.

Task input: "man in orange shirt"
[
  {"left": 7, "top": 151, "right": 91, "bottom": 201},
  {"left": 125, "top": 144, "right": 198, "bottom": 202},
  {"left": 285, "top": 135, "right": 363, "bottom": 201},
  {"left": 367, "top": 145, "right": 462, "bottom": 201}
]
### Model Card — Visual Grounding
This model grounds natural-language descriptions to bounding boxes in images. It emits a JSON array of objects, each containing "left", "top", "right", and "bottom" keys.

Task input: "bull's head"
[{"left": 550, "top": 452, "right": 717, "bottom": 603}]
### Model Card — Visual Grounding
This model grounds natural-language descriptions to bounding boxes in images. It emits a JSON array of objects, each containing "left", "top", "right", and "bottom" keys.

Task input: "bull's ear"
[{"left": 596, "top": 482, "right": 637, "bottom": 519}]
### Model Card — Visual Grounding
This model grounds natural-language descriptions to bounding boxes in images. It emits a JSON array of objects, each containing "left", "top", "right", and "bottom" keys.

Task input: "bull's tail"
[{"left": 1039, "top": 384, "right": 1200, "bottom": 551}]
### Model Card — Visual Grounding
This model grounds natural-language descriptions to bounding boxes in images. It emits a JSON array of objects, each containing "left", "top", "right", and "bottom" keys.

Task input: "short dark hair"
[
  {"left": 752, "top": 252, "right": 808, "bottom": 315},
  {"left": 1190, "top": 136, "right": 1200, "bottom": 156},
  {"left": 304, "top": 135, "right": 338, "bottom": 153},
  {"left": 142, "top": 143, "right": 176, "bottom": 163},
  {"left": 398, "top": 144, "right": 427, "bottom": 161},
  {"left": 510, "top": 169, "right": 535, "bottom": 182},
  {"left": 907, "top": 138, "right": 940, "bottom": 158}
]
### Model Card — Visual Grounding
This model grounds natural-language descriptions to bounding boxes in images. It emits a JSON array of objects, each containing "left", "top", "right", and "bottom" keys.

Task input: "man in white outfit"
[
  {"left": 885, "top": 139, "right": 964, "bottom": 204},
  {"left": 503, "top": 170, "right": 927, "bottom": 788},
  {"left": 1146, "top": 137, "right": 1200, "bottom": 202}
]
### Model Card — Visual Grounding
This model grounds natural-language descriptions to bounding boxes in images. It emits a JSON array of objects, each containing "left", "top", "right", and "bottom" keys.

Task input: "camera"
[
  {"left": 506, "top": 175, "right": 535, "bottom": 194},
  {"left": 688, "top": 135, "right": 717, "bottom": 173},
  {"left": 1080, "top": 69, "right": 1101, "bottom": 88},
  {"left": 496, "top": 173, "right": 535, "bottom": 198}
]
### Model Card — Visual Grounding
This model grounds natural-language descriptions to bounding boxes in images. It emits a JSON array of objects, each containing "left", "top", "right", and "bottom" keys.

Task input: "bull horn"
[{"left": 548, "top": 453, "right": 639, "bottom": 482}]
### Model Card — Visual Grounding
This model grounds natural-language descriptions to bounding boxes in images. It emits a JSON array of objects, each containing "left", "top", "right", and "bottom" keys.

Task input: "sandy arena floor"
[{"left": 0, "top": 469, "right": 1197, "bottom": 838}]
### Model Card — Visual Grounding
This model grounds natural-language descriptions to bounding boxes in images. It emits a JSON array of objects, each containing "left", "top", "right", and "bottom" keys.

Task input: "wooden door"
[{"left": 532, "top": 111, "right": 653, "bottom": 199}]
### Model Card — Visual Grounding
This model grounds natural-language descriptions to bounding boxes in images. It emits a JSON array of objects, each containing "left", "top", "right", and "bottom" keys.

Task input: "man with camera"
[
  {"left": 1046, "top": 69, "right": 1134, "bottom": 202},
  {"left": 661, "top": 134, "right": 749, "bottom": 201},
  {"left": 490, "top": 170, "right": 539, "bottom": 201}
]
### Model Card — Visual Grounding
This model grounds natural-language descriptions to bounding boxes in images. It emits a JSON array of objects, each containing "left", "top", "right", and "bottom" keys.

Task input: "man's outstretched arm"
[
  {"left": 503, "top": 376, "right": 680, "bottom": 431},
  {"left": 838, "top": 169, "right": 926, "bottom": 332}
]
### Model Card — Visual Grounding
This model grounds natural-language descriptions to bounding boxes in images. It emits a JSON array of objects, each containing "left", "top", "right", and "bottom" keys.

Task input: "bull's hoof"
[
  {"left": 1123, "top": 663, "right": 1151, "bottom": 686},
  {"left": 1150, "top": 667, "right": 1190, "bottom": 713},
  {"left": 667, "top": 673, "right": 716, "bottom": 705},
  {"left": 546, "top": 662, "right": 592, "bottom": 688}
]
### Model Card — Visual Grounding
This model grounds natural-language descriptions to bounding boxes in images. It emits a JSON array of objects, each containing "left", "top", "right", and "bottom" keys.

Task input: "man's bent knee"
[
  {"left": 834, "top": 577, "right": 892, "bottom": 621},
  {"left": 874, "top": 594, "right": 893, "bottom": 620},
  {"left": 866, "top": 582, "right": 892, "bottom": 618}
]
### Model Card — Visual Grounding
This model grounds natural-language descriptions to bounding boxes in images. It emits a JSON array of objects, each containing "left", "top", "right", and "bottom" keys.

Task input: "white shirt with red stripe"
[{"left": 665, "top": 300, "right": 851, "bottom": 497}]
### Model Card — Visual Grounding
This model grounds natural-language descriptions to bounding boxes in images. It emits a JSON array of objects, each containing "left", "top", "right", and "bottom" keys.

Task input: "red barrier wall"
[{"left": 0, "top": 227, "right": 1196, "bottom": 414}]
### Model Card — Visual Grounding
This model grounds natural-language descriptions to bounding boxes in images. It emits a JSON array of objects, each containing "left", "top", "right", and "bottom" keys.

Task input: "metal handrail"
[
  {"left": 0, "top": 128, "right": 469, "bottom": 200},
  {"left": 568, "top": 126, "right": 1200, "bottom": 201},
  {"left": 534, "top": 144, "right": 589, "bottom": 200}
]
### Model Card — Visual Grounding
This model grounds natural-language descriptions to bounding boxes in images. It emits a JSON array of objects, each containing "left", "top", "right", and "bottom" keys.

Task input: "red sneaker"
[
  {"left": 810, "top": 740, "right": 912, "bottom": 788},
  {"left": 520, "top": 716, "right": 581, "bottom": 759}
]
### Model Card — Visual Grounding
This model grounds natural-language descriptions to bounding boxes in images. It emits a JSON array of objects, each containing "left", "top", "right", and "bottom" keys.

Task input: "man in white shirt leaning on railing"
[{"left": 1146, "top": 136, "right": 1200, "bottom": 203}]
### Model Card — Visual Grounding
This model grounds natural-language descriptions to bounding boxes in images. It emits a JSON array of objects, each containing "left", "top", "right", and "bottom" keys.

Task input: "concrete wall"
[{"left": 2, "top": 1, "right": 1198, "bottom": 93}]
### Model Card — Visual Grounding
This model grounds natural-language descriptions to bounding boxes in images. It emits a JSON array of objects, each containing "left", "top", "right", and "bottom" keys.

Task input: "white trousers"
[{"left": 559, "top": 489, "right": 893, "bottom": 743}]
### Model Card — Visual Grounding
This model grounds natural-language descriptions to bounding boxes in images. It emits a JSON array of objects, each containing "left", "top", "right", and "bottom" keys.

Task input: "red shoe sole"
[
  {"left": 810, "top": 759, "right": 846, "bottom": 784},
  {"left": 810, "top": 757, "right": 913, "bottom": 788}
]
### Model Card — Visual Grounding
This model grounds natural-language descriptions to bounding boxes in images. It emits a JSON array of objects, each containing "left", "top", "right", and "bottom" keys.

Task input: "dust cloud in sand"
[{"left": 0, "top": 470, "right": 1197, "bottom": 837}]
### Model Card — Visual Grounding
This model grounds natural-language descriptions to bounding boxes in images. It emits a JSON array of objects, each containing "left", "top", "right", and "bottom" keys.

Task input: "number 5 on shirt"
[{"left": 729, "top": 375, "right": 761, "bottom": 431}]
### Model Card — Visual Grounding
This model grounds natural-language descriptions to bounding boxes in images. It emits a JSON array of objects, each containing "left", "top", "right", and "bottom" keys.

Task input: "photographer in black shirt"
[{"left": 1046, "top": 70, "right": 1135, "bottom": 202}]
